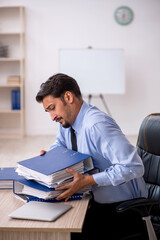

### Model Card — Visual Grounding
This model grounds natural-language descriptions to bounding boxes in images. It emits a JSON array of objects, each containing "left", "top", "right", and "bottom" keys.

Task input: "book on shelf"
[
  {"left": 16, "top": 146, "right": 94, "bottom": 188},
  {"left": 7, "top": 75, "right": 20, "bottom": 85},
  {"left": 0, "top": 167, "right": 24, "bottom": 189},
  {"left": 0, "top": 44, "right": 8, "bottom": 58},
  {"left": 11, "top": 89, "right": 20, "bottom": 110}
]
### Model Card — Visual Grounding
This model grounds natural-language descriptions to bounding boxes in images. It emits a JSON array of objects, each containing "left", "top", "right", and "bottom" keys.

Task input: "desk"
[{"left": 0, "top": 190, "right": 90, "bottom": 240}]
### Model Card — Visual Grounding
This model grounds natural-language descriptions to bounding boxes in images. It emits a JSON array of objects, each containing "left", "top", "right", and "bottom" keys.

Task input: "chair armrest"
[{"left": 117, "top": 198, "right": 158, "bottom": 217}]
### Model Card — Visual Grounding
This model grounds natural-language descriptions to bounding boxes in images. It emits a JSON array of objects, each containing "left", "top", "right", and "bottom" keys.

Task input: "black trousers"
[{"left": 71, "top": 198, "right": 147, "bottom": 240}]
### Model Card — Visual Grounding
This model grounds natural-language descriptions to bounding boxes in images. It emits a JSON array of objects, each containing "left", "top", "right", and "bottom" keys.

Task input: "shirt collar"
[{"left": 72, "top": 101, "right": 89, "bottom": 133}]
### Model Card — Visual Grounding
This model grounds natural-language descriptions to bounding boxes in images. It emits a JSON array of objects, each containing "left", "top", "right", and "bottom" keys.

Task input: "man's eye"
[
  {"left": 50, "top": 106, "right": 55, "bottom": 111},
  {"left": 45, "top": 106, "right": 55, "bottom": 112}
]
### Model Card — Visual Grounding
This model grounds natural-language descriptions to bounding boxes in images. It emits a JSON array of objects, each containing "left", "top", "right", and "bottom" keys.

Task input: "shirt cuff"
[{"left": 93, "top": 171, "right": 111, "bottom": 186}]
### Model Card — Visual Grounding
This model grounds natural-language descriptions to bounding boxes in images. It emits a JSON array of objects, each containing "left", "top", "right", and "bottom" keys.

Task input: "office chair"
[{"left": 117, "top": 113, "right": 160, "bottom": 240}]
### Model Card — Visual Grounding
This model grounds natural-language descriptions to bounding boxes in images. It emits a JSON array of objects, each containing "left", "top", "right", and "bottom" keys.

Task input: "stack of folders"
[{"left": 15, "top": 146, "right": 95, "bottom": 202}]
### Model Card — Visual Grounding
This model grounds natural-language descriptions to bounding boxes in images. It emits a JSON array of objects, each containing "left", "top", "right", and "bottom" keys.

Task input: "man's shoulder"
[{"left": 84, "top": 105, "right": 113, "bottom": 127}]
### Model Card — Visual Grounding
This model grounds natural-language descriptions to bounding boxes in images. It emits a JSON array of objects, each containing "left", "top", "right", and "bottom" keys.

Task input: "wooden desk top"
[{"left": 0, "top": 190, "right": 90, "bottom": 233}]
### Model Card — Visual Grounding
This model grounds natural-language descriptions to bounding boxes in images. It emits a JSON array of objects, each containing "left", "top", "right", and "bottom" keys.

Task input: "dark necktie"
[{"left": 71, "top": 127, "right": 78, "bottom": 151}]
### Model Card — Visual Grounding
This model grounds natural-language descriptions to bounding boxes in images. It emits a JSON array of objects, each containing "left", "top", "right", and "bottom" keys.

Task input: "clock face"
[{"left": 114, "top": 6, "right": 133, "bottom": 25}]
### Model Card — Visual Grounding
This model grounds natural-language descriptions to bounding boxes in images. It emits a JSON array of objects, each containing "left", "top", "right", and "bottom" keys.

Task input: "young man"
[{"left": 36, "top": 73, "right": 147, "bottom": 239}]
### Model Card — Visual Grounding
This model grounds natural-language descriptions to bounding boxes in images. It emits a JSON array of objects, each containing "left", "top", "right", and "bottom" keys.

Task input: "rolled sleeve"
[{"left": 93, "top": 171, "right": 112, "bottom": 186}]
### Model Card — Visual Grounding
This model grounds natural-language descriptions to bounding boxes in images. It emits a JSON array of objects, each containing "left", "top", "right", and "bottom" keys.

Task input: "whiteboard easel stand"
[{"left": 88, "top": 94, "right": 112, "bottom": 118}]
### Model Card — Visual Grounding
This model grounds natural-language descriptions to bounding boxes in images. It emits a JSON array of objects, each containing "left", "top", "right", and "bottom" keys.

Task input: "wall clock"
[{"left": 114, "top": 6, "right": 134, "bottom": 25}]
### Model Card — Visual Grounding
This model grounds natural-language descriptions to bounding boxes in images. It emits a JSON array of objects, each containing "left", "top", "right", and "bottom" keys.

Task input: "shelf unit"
[{"left": 0, "top": 6, "right": 25, "bottom": 138}]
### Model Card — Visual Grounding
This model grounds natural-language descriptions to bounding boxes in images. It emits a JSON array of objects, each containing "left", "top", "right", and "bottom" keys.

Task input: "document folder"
[
  {"left": 0, "top": 167, "right": 23, "bottom": 189},
  {"left": 13, "top": 178, "right": 91, "bottom": 200},
  {"left": 16, "top": 146, "right": 94, "bottom": 188}
]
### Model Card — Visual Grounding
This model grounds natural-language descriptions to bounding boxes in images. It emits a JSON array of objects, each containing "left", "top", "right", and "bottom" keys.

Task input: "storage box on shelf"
[{"left": 0, "top": 6, "right": 25, "bottom": 139}]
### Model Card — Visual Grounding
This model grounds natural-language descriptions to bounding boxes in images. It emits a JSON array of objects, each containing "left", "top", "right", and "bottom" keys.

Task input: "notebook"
[{"left": 8, "top": 201, "right": 72, "bottom": 221}]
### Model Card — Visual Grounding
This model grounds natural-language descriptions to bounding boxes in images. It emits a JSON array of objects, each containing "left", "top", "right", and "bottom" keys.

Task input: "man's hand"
[
  {"left": 40, "top": 150, "right": 47, "bottom": 156},
  {"left": 55, "top": 168, "right": 96, "bottom": 202}
]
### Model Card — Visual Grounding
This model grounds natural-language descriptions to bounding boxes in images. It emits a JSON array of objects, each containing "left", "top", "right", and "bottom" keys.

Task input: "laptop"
[{"left": 8, "top": 201, "right": 72, "bottom": 221}]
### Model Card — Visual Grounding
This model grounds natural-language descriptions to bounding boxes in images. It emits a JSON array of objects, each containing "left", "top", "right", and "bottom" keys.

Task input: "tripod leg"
[
  {"left": 88, "top": 94, "right": 92, "bottom": 104},
  {"left": 99, "top": 94, "right": 112, "bottom": 117}
]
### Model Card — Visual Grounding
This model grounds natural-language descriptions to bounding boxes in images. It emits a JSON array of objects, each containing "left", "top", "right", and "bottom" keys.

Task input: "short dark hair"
[{"left": 36, "top": 73, "right": 82, "bottom": 103}]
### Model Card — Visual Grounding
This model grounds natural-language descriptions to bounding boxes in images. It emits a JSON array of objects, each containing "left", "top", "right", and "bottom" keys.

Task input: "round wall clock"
[{"left": 114, "top": 6, "right": 134, "bottom": 25}]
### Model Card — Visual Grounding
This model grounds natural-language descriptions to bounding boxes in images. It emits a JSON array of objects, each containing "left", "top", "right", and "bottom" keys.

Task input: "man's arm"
[
  {"left": 55, "top": 168, "right": 96, "bottom": 202},
  {"left": 54, "top": 120, "right": 144, "bottom": 201},
  {"left": 90, "top": 121, "right": 144, "bottom": 187}
]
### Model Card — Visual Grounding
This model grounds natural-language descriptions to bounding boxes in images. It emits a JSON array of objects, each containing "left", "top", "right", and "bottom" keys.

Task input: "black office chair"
[{"left": 117, "top": 113, "right": 160, "bottom": 240}]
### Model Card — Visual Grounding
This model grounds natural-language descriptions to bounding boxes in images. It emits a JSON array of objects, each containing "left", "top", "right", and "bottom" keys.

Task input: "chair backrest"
[{"left": 137, "top": 113, "right": 160, "bottom": 215}]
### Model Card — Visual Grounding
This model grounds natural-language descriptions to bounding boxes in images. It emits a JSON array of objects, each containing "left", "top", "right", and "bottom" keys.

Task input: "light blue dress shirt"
[{"left": 50, "top": 101, "right": 148, "bottom": 203}]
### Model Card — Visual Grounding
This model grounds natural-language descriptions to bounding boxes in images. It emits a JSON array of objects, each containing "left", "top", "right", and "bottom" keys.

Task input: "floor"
[
  {"left": 0, "top": 135, "right": 137, "bottom": 168},
  {"left": 0, "top": 135, "right": 55, "bottom": 167}
]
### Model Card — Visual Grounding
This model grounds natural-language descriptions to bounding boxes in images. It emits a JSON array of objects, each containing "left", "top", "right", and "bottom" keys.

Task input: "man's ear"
[{"left": 64, "top": 91, "right": 74, "bottom": 103}]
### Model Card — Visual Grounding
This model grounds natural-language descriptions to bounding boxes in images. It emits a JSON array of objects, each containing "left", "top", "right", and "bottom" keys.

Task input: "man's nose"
[{"left": 50, "top": 112, "right": 57, "bottom": 121}]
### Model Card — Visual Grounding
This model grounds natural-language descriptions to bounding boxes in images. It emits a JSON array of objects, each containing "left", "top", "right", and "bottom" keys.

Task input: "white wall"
[{"left": 0, "top": 0, "right": 160, "bottom": 136}]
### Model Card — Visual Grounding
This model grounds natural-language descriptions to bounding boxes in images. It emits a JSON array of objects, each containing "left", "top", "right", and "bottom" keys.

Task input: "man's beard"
[
  {"left": 56, "top": 117, "right": 70, "bottom": 128},
  {"left": 62, "top": 121, "right": 71, "bottom": 128}
]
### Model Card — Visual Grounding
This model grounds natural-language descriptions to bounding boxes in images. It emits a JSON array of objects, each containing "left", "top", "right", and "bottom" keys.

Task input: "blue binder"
[
  {"left": 0, "top": 167, "right": 24, "bottom": 189},
  {"left": 13, "top": 178, "right": 89, "bottom": 201},
  {"left": 17, "top": 146, "right": 93, "bottom": 175},
  {"left": 11, "top": 90, "right": 20, "bottom": 110},
  {"left": 26, "top": 194, "right": 85, "bottom": 202}
]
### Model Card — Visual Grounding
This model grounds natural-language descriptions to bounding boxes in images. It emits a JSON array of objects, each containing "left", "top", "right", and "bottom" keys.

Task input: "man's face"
[{"left": 42, "top": 94, "right": 74, "bottom": 128}]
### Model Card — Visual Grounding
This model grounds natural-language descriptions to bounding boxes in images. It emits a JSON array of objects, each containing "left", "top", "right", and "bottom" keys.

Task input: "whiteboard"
[{"left": 59, "top": 49, "right": 125, "bottom": 95}]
